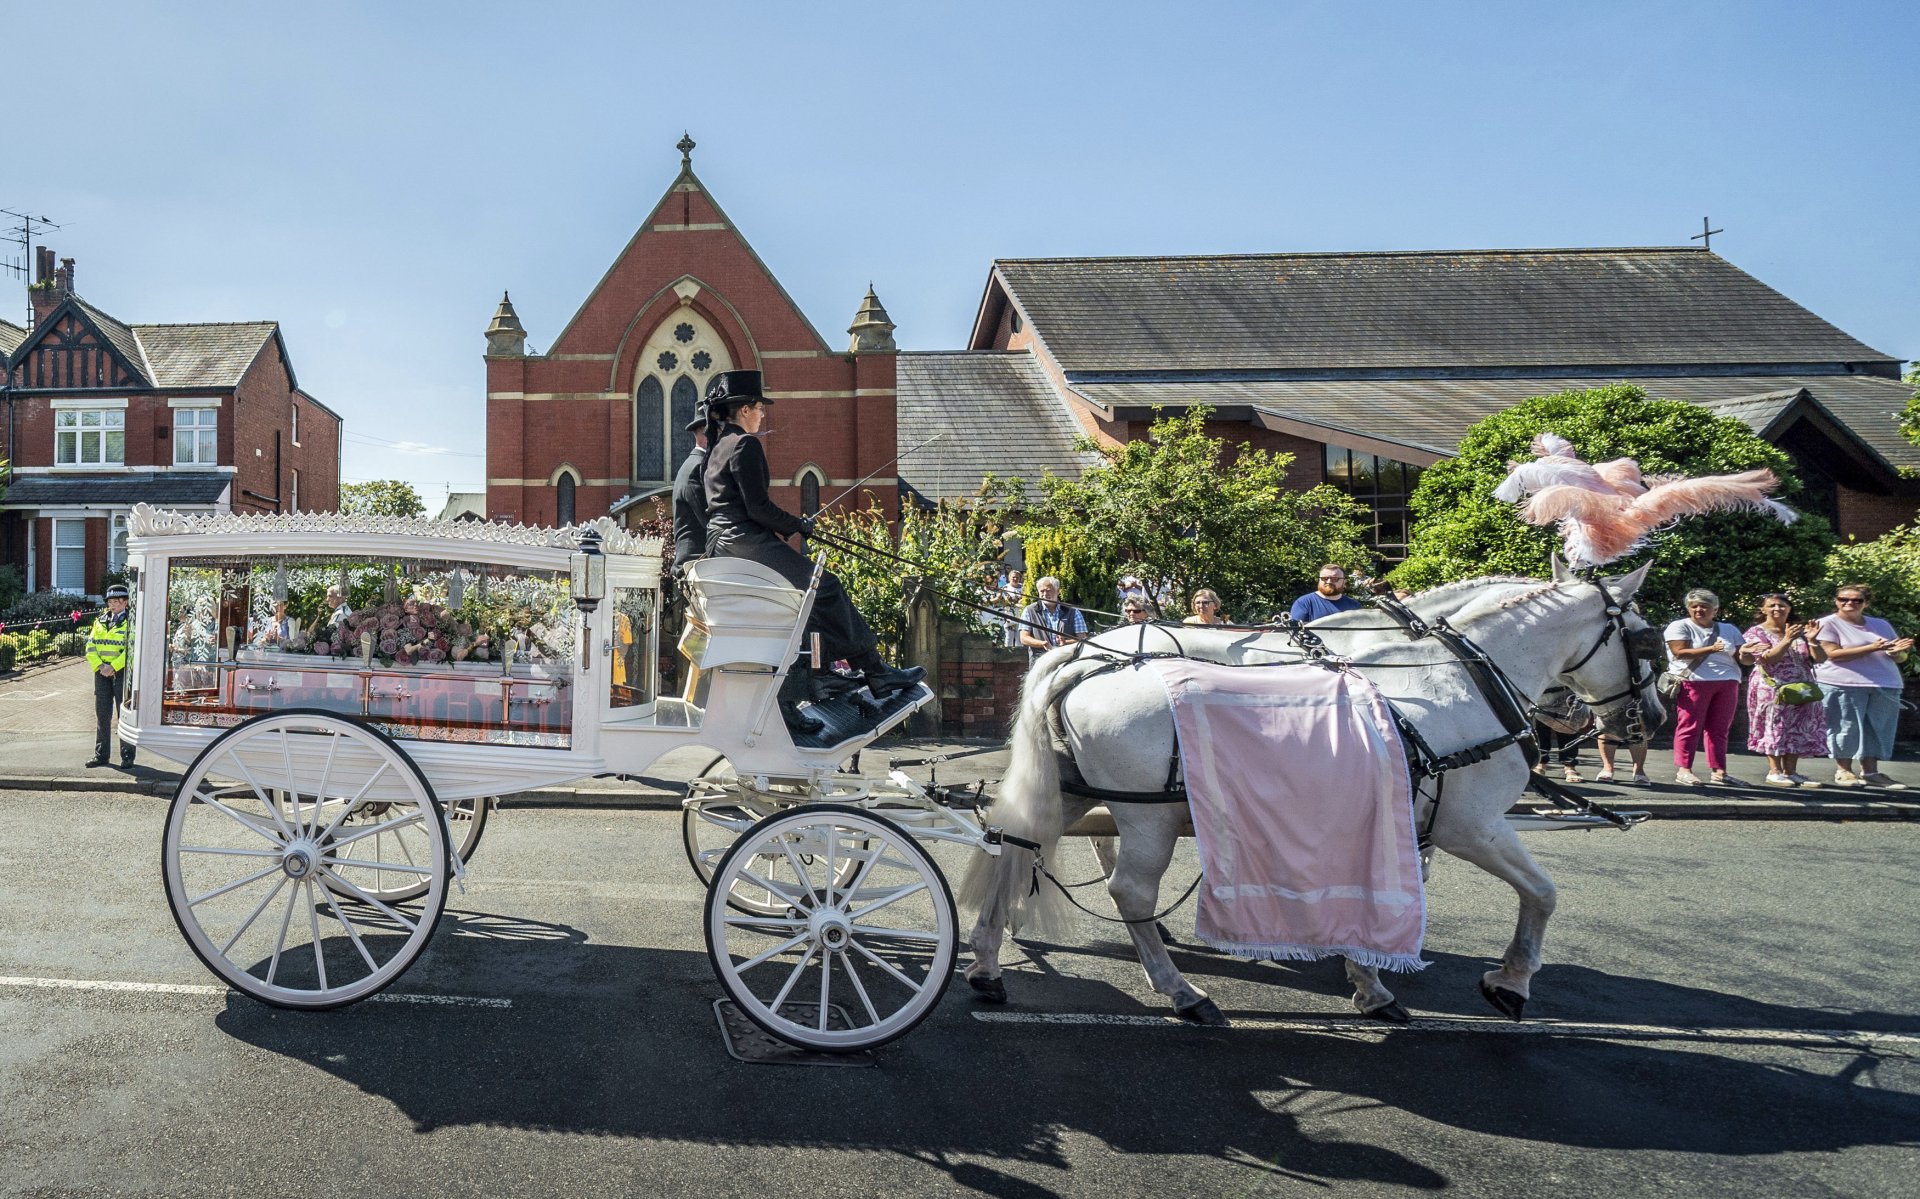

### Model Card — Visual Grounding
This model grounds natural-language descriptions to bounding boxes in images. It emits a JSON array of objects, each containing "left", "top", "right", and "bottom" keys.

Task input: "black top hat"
[
  {"left": 685, "top": 400, "right": 709, "bottom": 432},
  {"left": 704, "top": 369, "right": 767, "bottom": 409}
]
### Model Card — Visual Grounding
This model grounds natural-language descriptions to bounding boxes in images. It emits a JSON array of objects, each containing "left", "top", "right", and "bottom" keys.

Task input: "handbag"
[
  {"left": 1756, "top": 658, "right": 1823, "bottom": 706},
  {"left": 1657, "top": 669, "right": 1686, "bottom": 700},
  {"left": 1774, "top": 681, "right": 1823, "bottom": 706}
]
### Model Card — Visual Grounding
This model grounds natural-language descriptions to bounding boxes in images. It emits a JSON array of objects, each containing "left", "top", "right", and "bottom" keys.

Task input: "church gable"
[
  {"left": 10, "top": 299, "right": 149, "bottom": 390},
  {"left": 544, "top": 146, "right": 830, "bottom": 361}
]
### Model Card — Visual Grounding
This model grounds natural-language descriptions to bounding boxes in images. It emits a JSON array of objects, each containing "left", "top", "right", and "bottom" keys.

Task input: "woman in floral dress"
[{"left": 1741, "top": 593, "right": 1829, "bottom": 787}]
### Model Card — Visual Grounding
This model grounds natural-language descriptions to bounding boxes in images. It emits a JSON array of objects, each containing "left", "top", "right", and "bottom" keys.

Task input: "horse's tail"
[{"left": 959, "top": 646, "right": 1079, "bottom": 938}]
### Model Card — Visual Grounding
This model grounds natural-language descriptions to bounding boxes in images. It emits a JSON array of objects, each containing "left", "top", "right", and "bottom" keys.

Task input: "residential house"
[{"left": 0, "top": 249, "right": 342, "bottom": 595}]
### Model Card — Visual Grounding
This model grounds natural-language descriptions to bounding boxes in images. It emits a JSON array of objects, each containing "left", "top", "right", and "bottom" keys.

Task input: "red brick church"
[{"left": 484, "top": 135, "right": 901, "bottom": 533}]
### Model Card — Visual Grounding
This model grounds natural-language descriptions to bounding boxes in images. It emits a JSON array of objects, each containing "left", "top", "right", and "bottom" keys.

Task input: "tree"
[
  {"left": 1027, "top": 407, "right": 1370, "bottom": 622},
  {"left": 1900, "top": 361, "right": 1920, "bottom": 445},
  {"left": 813, "top": 497, "right": 1008, "bottom": 659},
  {"left": 1390, "top": 384, "right": 1837, "bottom": 616},
  {"left": 1820, "top": 525, "right": 1920, "bottom": 675},
  {"left": 340, "top": 480, "right": 426, "bottom": 519}
]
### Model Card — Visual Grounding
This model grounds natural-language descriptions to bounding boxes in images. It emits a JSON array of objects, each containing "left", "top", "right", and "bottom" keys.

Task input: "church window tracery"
[{"left": 633, "top": 306, "right": 734, "bottom": 483}]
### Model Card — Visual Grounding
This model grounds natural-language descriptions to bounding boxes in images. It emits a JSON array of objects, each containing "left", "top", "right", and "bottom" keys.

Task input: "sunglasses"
[{"left": 1837, "top": 597, "right": 1867, "bottom": 605}]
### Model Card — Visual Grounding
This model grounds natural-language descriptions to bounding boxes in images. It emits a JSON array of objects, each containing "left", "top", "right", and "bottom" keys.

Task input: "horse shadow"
[{"left": 213, "top": 908, "right": 1920, "bottom": 1189}]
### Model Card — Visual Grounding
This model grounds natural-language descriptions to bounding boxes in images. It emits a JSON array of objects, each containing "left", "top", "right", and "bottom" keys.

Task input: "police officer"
[
  {"left": 85, "top": 584, "right": 134, "bottom": 768},
  {"left": 670, "top": 400, "right": 711, "bottom": 566},
  {"left": 701, "top": 370, "right": 922, "bottom": 734}
]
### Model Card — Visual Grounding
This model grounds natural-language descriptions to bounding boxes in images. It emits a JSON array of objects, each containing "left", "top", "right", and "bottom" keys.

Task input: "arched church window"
[
  {"left": 799, "top": 468, "right": 823, "bottom": 517},
  {"left": 670, "top": 376, "right": 698, "bottom": 468},
  {"left": 634, "top": 301, "right": 735, "bottom": 485},
  {"left": 556, "top": 472, "right": 577, "bottom": 526},
  {"left": 636, "top": 376, "right": 666, "bottom": 482}
]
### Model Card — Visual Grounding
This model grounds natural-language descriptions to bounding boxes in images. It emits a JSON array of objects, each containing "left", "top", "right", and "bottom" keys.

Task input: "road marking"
[
  {"left": 0, "top": 974, "right": 512, "bottom": 1009},
  {"left": 971, "top": 1010, "right": 1920, "bottom": 1047},
  {"left": 0, "top": 691, "right": 59, "bottom": 702}
]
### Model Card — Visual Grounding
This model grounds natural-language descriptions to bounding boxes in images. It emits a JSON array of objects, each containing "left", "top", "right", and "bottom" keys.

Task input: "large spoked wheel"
[
  {"left": 321, "top": 793, "right": 493, "bottom": 904},
  {"left": 705, "top": 804, "right": 957, "bottom": 1053},
  {"left": 161, "top": 709, "right": 450, "bottom": 1010},
  {"left": 683, "top": 757, "right": 863, "bottom": 918}
]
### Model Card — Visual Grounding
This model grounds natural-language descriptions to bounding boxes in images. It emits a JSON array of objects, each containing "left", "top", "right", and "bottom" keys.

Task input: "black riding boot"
[
  {"left": 778, "top": 662, "right": 824, "bottom": 736},
  {"left": 852, "top": 651, "right": 925, "bottom": 699}
]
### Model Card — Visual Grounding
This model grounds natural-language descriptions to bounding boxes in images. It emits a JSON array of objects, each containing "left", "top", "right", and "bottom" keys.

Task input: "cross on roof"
[
  {"left": 1690, "top": 216, "right": 1724, "bottom": 251},
  {"left": 677, "top": 133, "right": 696, "bottom": 168}
]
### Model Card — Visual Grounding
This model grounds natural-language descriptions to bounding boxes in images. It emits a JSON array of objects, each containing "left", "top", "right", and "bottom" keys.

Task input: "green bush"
[
  {"left": 0, "top": 590, "right": 95, "bottom": 628},
  {"left": 1017, "top": 525, "right": 1116, "bottom": 615},
  {"left": 0, "top": 636, "right": 16, "bottom": 673},
  {"left": 52, "top": 631, "right": 87, "bottom": 657},
  {"left": 0, "top": 565, "right": 24, "bottom": 614},
  {"left": 17, "top": 629, "right": 55, "bottom": 663},
  {"left": 1819, "top": 525, "right": 1920, "bottom": 673}
]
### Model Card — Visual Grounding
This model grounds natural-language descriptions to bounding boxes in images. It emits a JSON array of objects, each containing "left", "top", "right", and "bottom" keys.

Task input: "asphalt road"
[{"left": 2, "top": 793, "right": 1915, "bottom": 1198}]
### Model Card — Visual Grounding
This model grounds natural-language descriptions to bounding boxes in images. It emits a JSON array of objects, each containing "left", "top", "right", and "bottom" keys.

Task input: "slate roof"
[
  {"left": 130, "top": 322, "right": 279, "bottom": 388},
  {"left": 897, "top": 351, "right": 1097, "bottom": 501},
  {"left": 0, "top": 471, "right": 233, "bottom": 508},
  {"left": 72, "top": 297, "right": 149, "bottom": 378},
  {"left": 1071, "top": 374, "right": 1920, "bottom": 472},
  {"left": 5, "top": 296, "right": 285, "bottom": 391},
  {"left": 992, "top": 249, "right": 1900, "bottom": 374}
]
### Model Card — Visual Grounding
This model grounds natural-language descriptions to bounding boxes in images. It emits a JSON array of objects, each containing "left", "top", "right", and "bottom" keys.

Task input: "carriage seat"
[{"left": 681, "top": 557, "right": 809, "bottom": 670}]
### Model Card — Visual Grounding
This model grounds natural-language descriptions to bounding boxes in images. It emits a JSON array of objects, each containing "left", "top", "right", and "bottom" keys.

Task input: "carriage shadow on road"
[{"left": 210, "top": 908, "right": 1920, "bottom": 1189}]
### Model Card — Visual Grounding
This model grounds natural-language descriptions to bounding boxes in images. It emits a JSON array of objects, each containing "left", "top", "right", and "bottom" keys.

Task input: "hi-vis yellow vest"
[{"left": 85, "top": 612, "right": 130, "bottom": 672}]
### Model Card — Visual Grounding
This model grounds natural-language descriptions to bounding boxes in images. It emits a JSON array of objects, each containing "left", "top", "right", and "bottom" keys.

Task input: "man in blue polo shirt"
[{"left": 1289, "top": 564, "right": 1363, "bottom": 622}]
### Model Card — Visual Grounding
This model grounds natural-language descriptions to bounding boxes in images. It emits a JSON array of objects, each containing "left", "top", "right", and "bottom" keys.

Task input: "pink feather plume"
[{"left": 1497, "top": 434, "right": 1798, "bottom": 566}]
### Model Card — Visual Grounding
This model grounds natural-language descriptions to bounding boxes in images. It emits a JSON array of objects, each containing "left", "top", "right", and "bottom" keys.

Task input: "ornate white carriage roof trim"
[{"left": 127, "top": 504, "right": 659, "bottom": 557}]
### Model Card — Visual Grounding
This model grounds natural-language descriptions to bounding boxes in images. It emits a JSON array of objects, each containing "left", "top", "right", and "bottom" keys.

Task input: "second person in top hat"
[{"left": 699, "top": 369, "right": 923, "bottom": 734}]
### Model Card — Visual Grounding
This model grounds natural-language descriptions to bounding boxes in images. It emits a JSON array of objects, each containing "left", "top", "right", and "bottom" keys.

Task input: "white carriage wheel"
[
  {"left": 161, "top": 709, "right": 450, "bottom": 1010},
  {"left": 683, "top": 757, "right": 865, "bottom": 918},
  {"left": 705, "top": 804, "right": 957, "bottom": 1053},
  {"left": 322, "top": 793, "right": 493, "bottom": 905}
]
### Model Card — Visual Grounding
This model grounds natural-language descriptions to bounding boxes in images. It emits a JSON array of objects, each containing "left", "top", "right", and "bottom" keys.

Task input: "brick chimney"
[{"left": 28, "top": 246, "right": 73, "bottom": 327}]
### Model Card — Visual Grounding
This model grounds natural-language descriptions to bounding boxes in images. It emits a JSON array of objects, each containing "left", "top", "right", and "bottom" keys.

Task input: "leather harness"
[{"left": 1045, "top": 579, "right": 1657, "bottom": 834}]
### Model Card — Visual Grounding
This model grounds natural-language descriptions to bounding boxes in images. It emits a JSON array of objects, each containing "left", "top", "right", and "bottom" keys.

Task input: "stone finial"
[
  {"left": 677, "top": 132, "right": 696, "bottom": 170},
  {"left": 485, "top": 291, "right": 527, "bottom": 357},
  {"left": 847, "top": 284, "right": 897, "bottom": 354}
]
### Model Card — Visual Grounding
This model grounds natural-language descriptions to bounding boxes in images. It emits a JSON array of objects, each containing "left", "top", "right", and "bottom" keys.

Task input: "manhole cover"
[{"left": 712, "top": 999, "right": 876, "bottom": 1067}]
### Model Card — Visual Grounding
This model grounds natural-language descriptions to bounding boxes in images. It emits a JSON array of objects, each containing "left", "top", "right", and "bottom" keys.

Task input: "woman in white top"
[
  {"left": 1813, "top": 582, "right": 1913, "bottom": 787},
  {"left": 1664, "top": 587, "right": 1745, "bottom": 786}
]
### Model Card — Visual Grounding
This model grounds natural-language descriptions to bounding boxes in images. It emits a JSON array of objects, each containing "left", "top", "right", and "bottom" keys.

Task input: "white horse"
[{"left": 961, "top": 565, "right": 1661, "bottom": 1026}]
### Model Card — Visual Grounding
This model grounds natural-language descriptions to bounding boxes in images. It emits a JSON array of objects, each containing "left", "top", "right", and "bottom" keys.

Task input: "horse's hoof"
[
  {"left": 1155, "top": 921, "right": 1176, "bottom": 946},
  {"left": 968, "top": 976, "right": 1008, "bottom": 1005},
  {"left": 1364, "top": 1000, "right": 1411, "bottom": 1025},
  {"left": 1479, "top": 981, "right": 1527, "bottom": 1022},
  {"left": 1176, "top": 997, "right": 1230, "bottom": 1027}
]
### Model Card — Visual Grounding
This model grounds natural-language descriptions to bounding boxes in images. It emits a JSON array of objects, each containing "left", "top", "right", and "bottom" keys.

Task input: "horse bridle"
[{"left": 1562, "top": 575, "right": 1665, "bottom": 742}]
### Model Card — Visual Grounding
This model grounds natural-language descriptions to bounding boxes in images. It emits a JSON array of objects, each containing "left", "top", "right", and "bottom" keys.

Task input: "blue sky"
[{"left": 9, "top": 1, "right": 1915, "bottom": 513}]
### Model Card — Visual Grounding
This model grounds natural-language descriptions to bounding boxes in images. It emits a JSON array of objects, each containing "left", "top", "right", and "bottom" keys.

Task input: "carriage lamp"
[{"left": 571, "top": 529, "right": 606, "bottom": 671}]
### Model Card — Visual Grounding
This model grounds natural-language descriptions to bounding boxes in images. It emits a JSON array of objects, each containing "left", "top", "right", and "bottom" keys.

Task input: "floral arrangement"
[{"left": 309, "top": 597, "right": 495, "bottom": 667}]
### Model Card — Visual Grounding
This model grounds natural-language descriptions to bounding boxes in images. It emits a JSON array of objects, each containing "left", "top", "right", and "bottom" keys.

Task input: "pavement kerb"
[{"left": 3, "top": 768, "right": 1916, "bottom": 819}]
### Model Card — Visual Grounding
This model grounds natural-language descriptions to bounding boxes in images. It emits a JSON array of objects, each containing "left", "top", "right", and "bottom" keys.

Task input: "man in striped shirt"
[{"left": 1019, "top": 576, "right": 1087, "bottom": 665}]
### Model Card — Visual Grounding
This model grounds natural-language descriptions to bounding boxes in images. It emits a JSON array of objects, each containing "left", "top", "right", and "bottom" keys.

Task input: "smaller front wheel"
[{"left": 705, "top": 805, "right": 957, "bottom": 1053}]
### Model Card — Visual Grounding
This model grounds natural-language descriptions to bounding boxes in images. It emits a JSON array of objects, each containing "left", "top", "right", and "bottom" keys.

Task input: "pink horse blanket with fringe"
[{"left": 1143, "top": 659, "right": 1427, "bottom": 972}]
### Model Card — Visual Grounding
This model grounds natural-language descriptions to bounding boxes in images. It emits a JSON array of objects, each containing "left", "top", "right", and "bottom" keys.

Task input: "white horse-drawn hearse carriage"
[{"left": 124, "top": 504, "right": 992, "bottom": 1052}]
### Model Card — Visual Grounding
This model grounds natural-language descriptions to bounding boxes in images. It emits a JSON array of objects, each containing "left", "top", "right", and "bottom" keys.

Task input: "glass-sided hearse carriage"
[{"left": 123, "top": 504, "right": 987, "bottom": 1053}]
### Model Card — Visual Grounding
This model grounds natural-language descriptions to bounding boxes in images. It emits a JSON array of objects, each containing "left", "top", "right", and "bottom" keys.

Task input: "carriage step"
[{"left": 712, "top": 999, "right": 876, "bottom": 1067}]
